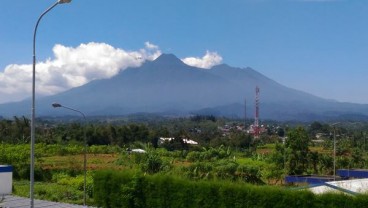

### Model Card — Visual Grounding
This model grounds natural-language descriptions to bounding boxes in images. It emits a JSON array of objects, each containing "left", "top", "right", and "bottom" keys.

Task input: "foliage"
[
  {"left": 13, "top": 178, "right": 93, "bottom": 205},
  {"left": 140, "top": 151, "right": 165, "bottom": 174},
  {"left": 213, "top": 160, "right": 238, "bottom": 180},
  {"left": 186, "top": 146, "right": 231, "bottom": 162},
  {"left": 286, "top": 127, "right": 311, "bottom": 175},
  {"left": 318, "top": 154, "right": 333, "bottom": 175},
  {"left": 182, "top": 162, "right": 214, "bottom": 180},
  {"left": 262, "top": 163, "right": 285, "bottom": 185},
  {"left": 52, "top": 172, "right": 94, "bottom": 198},
  {"left": 237, "top": 163, "right": 264, "bottom": 184},
  {"left": 94, "top": 170, "right": 368, "bottom": 208},
  {"left": 3, "top": 117, "right": 368, "bottom": 206}
]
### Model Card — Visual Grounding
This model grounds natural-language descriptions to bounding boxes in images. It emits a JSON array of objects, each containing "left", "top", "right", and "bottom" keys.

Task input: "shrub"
[
  {"left": 213, "top": 160, "right": 238, "bottom": 180},
  {"left": 141, "top": 152, "right": 163, "bottom": 174},
  {"left": 95, "top": 170, "right": 368, "bottom": 208},
  {"left": 182, "top": 162, "right": 213, "bottom": 180},
  {"left": 186, "top": 151, "right": 201, "bottom": 162},
  {"left": 237, "top": 164, "right": 264, "bottom": 184}
]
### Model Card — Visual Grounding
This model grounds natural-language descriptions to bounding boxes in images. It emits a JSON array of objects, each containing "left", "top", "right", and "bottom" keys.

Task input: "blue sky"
[{"left": 0, "top": 0, "right": 368, "bottom": 104}]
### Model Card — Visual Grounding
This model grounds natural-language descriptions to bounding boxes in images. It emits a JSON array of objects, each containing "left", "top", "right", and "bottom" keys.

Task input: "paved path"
[{"left": 0, "top": 195, "right": 92, "bottom": 208}]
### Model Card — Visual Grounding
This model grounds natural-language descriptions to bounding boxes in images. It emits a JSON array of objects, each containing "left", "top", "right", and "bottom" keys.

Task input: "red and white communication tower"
[{"left": 254, "top": 86, "right": 260, "bottom": 138}]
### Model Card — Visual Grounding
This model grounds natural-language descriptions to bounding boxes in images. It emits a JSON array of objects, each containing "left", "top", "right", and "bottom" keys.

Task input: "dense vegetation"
[
  {"left": 94, "top": 170, "right": 368, "bottom": 208},
  {"left": 1, "top": 115, "right": 368, "bottom": 206}
]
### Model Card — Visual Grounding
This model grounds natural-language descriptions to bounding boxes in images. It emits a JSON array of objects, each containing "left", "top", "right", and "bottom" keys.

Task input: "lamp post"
[
  {"left": 52, "top": 103, "right": 87, "bottom": 206},
  {"left": 31, "top": 1, "right": 71, "bottom": 207},
  {"left": 364, "top": 132, "right": 366, "bottom": 168},
  {"left": 331, "top": 122, "right": 340, "bottom": 180}
]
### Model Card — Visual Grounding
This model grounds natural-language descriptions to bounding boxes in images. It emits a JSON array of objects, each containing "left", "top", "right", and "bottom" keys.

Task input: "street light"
[
  {"left": 31, "top": 1, "right": 71, "bottom": 207},
  {"left": 331, "top": 122, "right": 340, "bottom": 180},
  {"left": 52, "top": 103, "right": 87, "bottom": 206}
]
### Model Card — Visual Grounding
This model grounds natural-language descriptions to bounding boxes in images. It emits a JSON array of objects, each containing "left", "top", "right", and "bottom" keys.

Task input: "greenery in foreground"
[
  {"left": 13, "top": 176, "right": 93, "bottom": 205},
  {"left": 94, "top": 170, "right": 368, "bottom": 208},
  {"left": 1, "top": 116, "right": 368, "bottom": 206}
]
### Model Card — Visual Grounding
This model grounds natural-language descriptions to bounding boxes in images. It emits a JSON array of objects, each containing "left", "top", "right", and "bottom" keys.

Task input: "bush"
[
  {"left": 186, "top": 151, "right": 201, "bottom": 162},
  {"left": 213, "top": 160, "right": 238, "bottom": 180},
  {"left": 237, "top": 164, "right": 264, "bottom": 184},
  {"left": 182, "top": 162, "right": 213, "bottom": 180},
  {"left": 52, "top": 172, "right": 94, "bottom": 198},
  {"left": 141, "top": 152, "right": 163, "bottom": 174},
  {"left": 94, "top": 170, "right": 368, "bottom": 208}
]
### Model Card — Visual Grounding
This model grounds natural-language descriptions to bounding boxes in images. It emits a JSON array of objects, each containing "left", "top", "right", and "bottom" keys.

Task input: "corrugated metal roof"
[
  {"left": 309, "top": 178, "right": 368, "bottom": 195},
  {"left": 0, "top": 195, "right": 93, "bottom": 208}
]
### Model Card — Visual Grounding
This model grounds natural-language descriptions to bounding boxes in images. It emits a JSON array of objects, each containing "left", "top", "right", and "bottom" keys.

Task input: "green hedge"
[{"left": 94, "top": 170, "right": 368, "bottom": 208}]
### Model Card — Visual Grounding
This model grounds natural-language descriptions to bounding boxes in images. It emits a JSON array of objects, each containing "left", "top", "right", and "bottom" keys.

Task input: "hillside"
[{"left": 0, "top": 54, "right": 368, "bottom": 121}]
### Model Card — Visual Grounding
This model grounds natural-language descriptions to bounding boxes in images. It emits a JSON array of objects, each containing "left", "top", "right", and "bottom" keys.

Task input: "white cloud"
[
  {"left": 144, "top": 41, "right": 159, "bottom": 50},
  {"left": 0, "top": 43, "right": 225, "bottom": 104},
  {"left": 181, "top": 51, "right": 223, "bottom": 69},
  {"left": 0, "top": 42, "right": 161, "bottom": 104}
]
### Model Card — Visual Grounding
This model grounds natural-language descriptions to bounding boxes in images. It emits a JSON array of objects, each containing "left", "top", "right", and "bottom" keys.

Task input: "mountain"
[{"left": 1, "top": 53, "right": 368, "bottom": 121}]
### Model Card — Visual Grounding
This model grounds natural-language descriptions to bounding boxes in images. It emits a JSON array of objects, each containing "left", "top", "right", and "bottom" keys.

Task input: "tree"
[
  {"left": 277, "top": 128, "right": 285, "bottom": 137},
  {"left": 12, "top": 116, "right": 30, "bottom": 143},
  {"left": 319, "top": 154, "right": 333, "bottom": 175},
  {"left": 308, "top": 151, "right": 319, "bottom": 174},
  {"left": 310, "top": 121, "right": 322, "bottom": 132},
  {"left": 351, "top": 148, "right": 365, "bottom": 168},
  {"left": 228, "top": 132, "right": 252, "bottom": 150},
  {"left": 285, "top": 127, "right": 310, "bottom": 175},
  {"left": 266, "top": 142, "right": 287, "bottom": 184}
]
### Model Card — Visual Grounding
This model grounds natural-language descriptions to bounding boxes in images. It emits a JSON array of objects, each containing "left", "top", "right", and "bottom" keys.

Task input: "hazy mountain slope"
[
  {"left": 51, "top": 54, "right": 241, "bottom": 113},
  {"left": 205, "top": 64, "right": 368, "bottom": 120},
  {"left": 0, "top": 53, "right": 368, "bottom": 121},
  {"left": 209, "top": 64, "right": 326, "bottom": 103}
]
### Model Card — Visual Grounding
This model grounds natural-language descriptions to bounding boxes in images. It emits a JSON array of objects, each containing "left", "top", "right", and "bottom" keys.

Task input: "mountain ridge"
[{"left": 0, "top": 53, "right": 367, "bottom": 121}]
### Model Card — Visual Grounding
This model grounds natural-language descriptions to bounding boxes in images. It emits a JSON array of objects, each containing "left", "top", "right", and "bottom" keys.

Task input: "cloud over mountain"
[
  {"left": 0, "top": 53, "right": 368, "bottom": 121},
  {"left": 0, "top": 41, "right": 222, "bottom": 104},
  {"left": 181, "top": 51, "right": 223, "bottom": 69},
  {"left": 0, "top": 42, "right": 160, "bottom": 103}
]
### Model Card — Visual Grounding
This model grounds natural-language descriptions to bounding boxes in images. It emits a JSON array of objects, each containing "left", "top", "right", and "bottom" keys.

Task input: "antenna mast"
[
  {"left": 244, "top": 98, "right": 247, "bottom": 127},
  {"left": 254, "top": 86, "right": 260, "bottom": 138}
]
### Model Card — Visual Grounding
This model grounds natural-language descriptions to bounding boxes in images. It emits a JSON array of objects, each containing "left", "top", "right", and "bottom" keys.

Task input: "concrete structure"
[{"left": 0, "top": 165, "right": 12, "bottom": 195}]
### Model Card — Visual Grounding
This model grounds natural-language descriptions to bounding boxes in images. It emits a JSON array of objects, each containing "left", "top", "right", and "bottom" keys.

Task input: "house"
[{"left": 159, "top": 137, "right": 198, "bottom": 145}]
